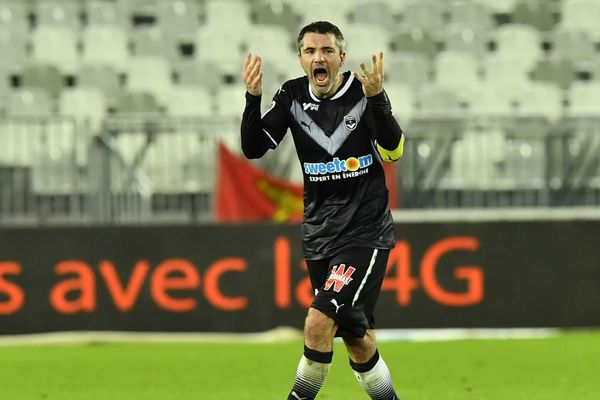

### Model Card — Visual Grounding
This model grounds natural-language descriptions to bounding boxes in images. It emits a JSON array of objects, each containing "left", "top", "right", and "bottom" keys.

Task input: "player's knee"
[
  {"left": 304, "top": 308, "right": 336, "bottom": 349},
  {"left": 344, "top": 330, "right": 377, "bottom": 363}
]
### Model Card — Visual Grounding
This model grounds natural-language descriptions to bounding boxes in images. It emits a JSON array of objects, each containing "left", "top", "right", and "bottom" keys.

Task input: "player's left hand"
[{"left": 353, "top": 52, "right": 384, "bottom": 97}]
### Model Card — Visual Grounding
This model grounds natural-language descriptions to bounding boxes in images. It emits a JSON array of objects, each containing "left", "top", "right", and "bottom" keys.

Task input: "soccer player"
[{"left": 240, "top": 21, "right": 404, "bottom": 400}]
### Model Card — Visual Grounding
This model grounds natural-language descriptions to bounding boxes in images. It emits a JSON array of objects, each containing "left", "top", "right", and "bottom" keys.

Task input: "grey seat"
[
  {"left": 115, "top": 91, "right": 162, "bottom": 114},
  {"left": 77, "top": 63, "right": 122, "bottom": 106},
  {"left": 21, "top": 63, "right": 64, "bottom": 98}
]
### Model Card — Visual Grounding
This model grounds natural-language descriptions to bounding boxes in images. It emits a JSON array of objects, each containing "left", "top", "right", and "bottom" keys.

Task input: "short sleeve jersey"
[{"left": 260, "top": 71, "right": 396, "bottom": 260}]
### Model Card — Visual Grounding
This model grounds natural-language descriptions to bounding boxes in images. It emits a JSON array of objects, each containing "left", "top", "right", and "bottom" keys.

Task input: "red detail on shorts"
[{"left": 324, "top": 264, "right": 356, "bottom": 292}]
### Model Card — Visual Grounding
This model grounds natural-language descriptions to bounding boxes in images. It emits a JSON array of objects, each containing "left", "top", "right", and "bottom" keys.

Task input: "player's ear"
[{"left": 340, "top": 51, "right": 346, "bottom": 66}]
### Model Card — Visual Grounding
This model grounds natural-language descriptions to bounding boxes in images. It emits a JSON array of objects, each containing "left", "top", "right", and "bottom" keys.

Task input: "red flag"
[
  {"left": 383, "top": 162, "right": 397, "bottom": 209},
  {"left": 215, "top": 143, "right": 304, "bottom": 223}
]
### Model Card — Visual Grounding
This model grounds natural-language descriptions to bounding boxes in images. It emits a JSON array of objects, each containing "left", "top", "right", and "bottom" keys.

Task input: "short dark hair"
[{"left": 297, "top": 21, "right": 345, "bottom": 54}]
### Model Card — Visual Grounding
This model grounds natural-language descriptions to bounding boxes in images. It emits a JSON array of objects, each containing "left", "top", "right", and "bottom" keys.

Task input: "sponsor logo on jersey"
[
  {"left": 344, "top": 115, "right": 357, "bottom": 130},
  {"left": 302, "top": 102, "right": 319, "bottom": 111},
  {"left": 303, "top": 154, "right": 372, "bottom": 175},
  {"left": 325, "top": 264, "right": 355, "bottom": 292}
]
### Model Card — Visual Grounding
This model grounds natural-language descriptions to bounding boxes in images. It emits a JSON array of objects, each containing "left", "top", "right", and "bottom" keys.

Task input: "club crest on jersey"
[
  {"left": 344, "top": 115, "right": 358, "bottom": 131},
  {"left": 324, "top": 264, "right": 356, "bottom": 292}
]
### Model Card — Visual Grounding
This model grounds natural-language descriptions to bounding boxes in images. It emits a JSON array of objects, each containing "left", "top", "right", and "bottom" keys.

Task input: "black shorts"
[{"left": 307, "top": 247, "right": 390, "bottom": 338}]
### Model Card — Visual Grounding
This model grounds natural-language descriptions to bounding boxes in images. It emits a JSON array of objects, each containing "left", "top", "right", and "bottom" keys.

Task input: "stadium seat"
[
  {"left": 85, "top": 0, "right": 129, "bottom": 27},
  {"left": 447, "top": 0, "right": 494, "bottom": 32},
  {"left": 530, "top": 58, "right": 577, "bottom": 90},
  {"left": 173, "top": 59, "right": 224, "bottom": 92},
  {"left": 476, "top": 0, "right": 518, "bottom": 13},
  {"left": 125, "top": 56, "right": 173, "bottom": 107},
  {"left": 591, "top": 61, "right": 600, "bottom": 81},
  {"left": 441, "top": 24, "right": 490, "bottom": 57},
  {"left": 195, "top": 25, "right": 247, "bottom": 76},
  {"left": 0, "top": 64, "right": 8, "bottom": 94},
  {"left": 511, "top": 0, "right": 556, "bottom": 32},
  {"left": 383, "top": 83, "right": 415, "bottom": 125},
  {"left": 0, "top": 28, "right": 27, "bottom": 74},
  {"left": 77, "top": 63, "right": 122, "bottom": 106},
  {"left": 398, "top": 0, "right": 445, "bottom": 34},
  {"left": 0, "top": 1, "right": 28, "bottom": 35},
  {"left": 81, "top": 26, "right": 130, "bottom": 72},
  {"left": 340, "top": 24, "right": 392, "bottom": 63},
  {"left": 21, "top": 63, "right": 64, "bottom": 99},
  {"left": 463, "top": 84, "right": 516, "bottom": 117},
  {"left": 494, "top": 23, "right": 543, "bottom": 71},
  {"left": 294, "top": 0, "right": 354, "bottom": 27},
  {"left": 434, "top": 51, "right": 481, "bottom": 92},
  {"left": 58, "top": 87, "right": 107, "bottom": 133},
  {"left": 385, "top": 51, "right": 431, "bottom": 89},
  {"left": 30, "top": 25, "right": 79, "bottom": 74},
  {"left": 482, "top": 53, "right": 531, "bottom": 89},
  {"left": 7, "top": 88, "right": 54, "bottom": 117},
  {"left": 515, "top": 82, "right": 564, "bottom": 123},
  {"left": 215, "top": 84, "right": 247, "bottom": 119},
  {"left": 389, "top": 28, "right": 437, "bottom": 59},
  {"left": 251, "top": 0, "right": 300, "bottom": 33},
  {"left": 35, "top": 0, "right": 81, "bottom": 30},
  {"left": 156, "top": 0, "right": 200, "bottom": 42},
  {"left": 349, "top": 0, "right": 397, "bottom": 31},
  {"left": 6, "top": 88, "right": 53, "bottom": 117},
  {"left": 131, "top": 26, "right": 178, "bottom": 60},
  {"left": 244, "top": 25, "right": 295, "bottom": 61},
  {"left": 415, "top": 85, "right": 462, "bottom": 118},
  {"left": 449, "top": 128, "right": 506, "bottom": 189},
  {"left": 560, "top": 0, "right": 600, "bottom": 40},
  {"left": 566, "top": 81, "right": 600, "bottom": 117},
  {"left": 115, "top": 91, "right": 162, "bottom": 114},
  {"left": 204, "top": 0, "right": 252, "bottom": 29},
  {"left": 165, "top": 86, "right": 213, "bottom": 117},
  {"left": 551, "top": 29, "right": 596, "bottom": 64}
]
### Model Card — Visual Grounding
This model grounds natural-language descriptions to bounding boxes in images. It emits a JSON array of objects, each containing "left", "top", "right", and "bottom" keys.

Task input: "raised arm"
[
  {"left": 240, "top": 53, "right": 272, "bottom": 159},
  {"left": 353, "top": 52, "right": 404, "bottom": 162}
]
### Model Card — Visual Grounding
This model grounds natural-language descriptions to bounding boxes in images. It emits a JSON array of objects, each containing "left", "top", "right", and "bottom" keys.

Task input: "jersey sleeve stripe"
[{"left": 262, "top": 128, "right": 278, "bottom": 148}]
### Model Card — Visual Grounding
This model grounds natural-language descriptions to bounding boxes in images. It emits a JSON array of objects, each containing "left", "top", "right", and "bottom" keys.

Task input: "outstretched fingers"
[{"left": 354, "top": 52, "right": 385, "bottom": 97}]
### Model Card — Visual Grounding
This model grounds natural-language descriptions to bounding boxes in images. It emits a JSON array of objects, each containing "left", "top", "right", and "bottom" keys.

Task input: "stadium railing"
[{"left": 0, "top": 114, "right": 599, "bottom": 226}]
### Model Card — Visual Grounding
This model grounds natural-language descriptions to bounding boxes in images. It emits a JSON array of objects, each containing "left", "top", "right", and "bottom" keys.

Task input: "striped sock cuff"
[
  {"left": 349, "top": 349, "right": 380, "bottom": 373},
  {"left": 304, "top": 345, "right": 333, "bottom": 364}
]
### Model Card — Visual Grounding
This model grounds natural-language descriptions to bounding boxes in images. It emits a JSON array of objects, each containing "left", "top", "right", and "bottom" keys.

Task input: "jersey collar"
[{"left": 308, "top": 71, "right": 354, "bottom": 102}]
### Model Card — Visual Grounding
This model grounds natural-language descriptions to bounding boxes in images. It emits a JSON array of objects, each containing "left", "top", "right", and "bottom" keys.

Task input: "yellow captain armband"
[{"left": 377, "top": 135, "right": 405, "bottom": 163}]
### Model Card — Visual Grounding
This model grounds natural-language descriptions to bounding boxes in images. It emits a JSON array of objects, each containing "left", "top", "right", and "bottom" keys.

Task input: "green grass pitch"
[{"left": 1, "top": 330, "right": 598, "bottom": 399}]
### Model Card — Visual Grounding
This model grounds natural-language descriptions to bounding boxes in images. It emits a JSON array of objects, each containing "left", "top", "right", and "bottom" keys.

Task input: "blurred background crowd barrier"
[{"left": 1, "top": 0, "right": 600, "bottom": 226}]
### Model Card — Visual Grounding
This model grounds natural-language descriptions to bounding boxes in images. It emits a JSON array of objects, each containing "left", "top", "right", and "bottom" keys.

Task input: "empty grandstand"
[{"left": 1, "top": 0, "right": 600, "bottom": 225}]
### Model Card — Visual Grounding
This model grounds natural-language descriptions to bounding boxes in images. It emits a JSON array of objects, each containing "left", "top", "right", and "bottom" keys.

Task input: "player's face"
[{"left": 298, "top": 32, "right": 346, "bottom": 99}]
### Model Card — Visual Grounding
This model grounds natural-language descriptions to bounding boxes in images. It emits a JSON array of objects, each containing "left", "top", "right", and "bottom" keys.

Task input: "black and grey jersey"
[{"left": 241, "top": 71, "right": 402, "bottom": 260}]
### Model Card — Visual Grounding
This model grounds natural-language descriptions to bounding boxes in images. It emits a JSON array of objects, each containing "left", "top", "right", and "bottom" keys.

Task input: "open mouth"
[{"left": 313, "top": 67, "right": 329, "bottom": 85}]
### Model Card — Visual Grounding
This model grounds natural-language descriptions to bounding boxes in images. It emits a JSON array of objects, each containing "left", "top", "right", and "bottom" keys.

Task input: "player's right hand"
[{"left": 242, "top": 53, "right": 263, "bottom": 96}]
